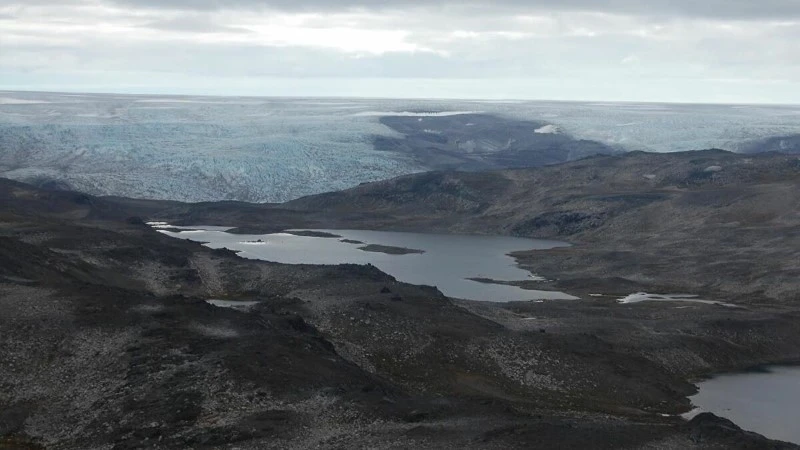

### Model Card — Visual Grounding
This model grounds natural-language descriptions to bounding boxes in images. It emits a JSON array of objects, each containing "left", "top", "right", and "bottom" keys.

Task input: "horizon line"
[{"left": 3, "top": 88, "right": 799, "bottom": 108}]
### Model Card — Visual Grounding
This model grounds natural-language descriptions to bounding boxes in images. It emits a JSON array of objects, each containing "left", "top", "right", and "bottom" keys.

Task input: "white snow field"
[{"left": 2, "top": 90, "right": 800, "bottom": 202}]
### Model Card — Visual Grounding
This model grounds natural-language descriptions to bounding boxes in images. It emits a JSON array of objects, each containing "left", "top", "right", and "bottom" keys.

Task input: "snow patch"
[
  {"left": 618, "top": 292, "right": 737, "bottom": 307},
  {"left": 534, "top": 125, "right": 559, "bottom": 134},
  {"left": 134, "top": 99, "right": 236, "bottom": 104},
  {"left": 0, "top": 97, "right": 50, "bottom": 105},
  {"left": 146, "top": 222, "right": 234, "bottom": 232},
  {"left": 353, "top": 110, "right": 480, "bottom": 117},
  {"left": 206, "top": 299, "right": 260, "bottom": 311}
]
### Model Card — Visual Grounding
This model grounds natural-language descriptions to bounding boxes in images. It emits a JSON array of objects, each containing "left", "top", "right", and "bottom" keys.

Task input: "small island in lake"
[
  {"left": 285, "top": 230, "right": 342, "bottom": 238},
  {"left": 358, "top": 244, "right": 425, "bottom": 255}
]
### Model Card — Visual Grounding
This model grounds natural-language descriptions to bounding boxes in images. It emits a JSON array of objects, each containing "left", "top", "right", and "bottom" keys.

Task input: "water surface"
[
  {"left": 159, "top": 227, "right": 577, "bottom": 302},
  {"left": 688, "top": 366, "right": 800, "bottom": 444}
]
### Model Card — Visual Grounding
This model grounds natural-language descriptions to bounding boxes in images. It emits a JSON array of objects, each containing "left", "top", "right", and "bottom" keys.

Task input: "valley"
[
  {"left": 2, "top": 149, "right": 799, "bottom": 448},
  {"left": 4, "top": 0, "right": 800, "bottom": 445}
]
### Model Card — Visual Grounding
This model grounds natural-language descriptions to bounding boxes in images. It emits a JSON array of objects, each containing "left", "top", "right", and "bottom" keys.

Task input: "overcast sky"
[{"left": 1, "top": 0, "right": 799, "bottom": 103}]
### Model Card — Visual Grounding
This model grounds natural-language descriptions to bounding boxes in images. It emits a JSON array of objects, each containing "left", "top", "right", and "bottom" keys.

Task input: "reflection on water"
[
  {"left": 159, "top": 227, "right": 577, "bottom": 302},
  {"left": 688, "top": 366, "right": 800, "bottom": 444}
]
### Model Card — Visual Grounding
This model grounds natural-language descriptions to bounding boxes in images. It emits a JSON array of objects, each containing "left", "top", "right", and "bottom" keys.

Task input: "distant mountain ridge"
[
  {"left": 373, "top": 113, "right": 620, "bottom": 171},
  {"left": 285, "top": 149, "right": 800, "bottom": 235}
]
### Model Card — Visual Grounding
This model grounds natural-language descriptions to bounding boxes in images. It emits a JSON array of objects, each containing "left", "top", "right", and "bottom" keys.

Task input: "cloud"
[
  {"left": 141, "top": 16, "right": 254, "bottom": 34},
  {"left": 8, "top": 0, "right": 800, "bottom": 20},
  {"left": 1, "top": 0, "right": 799, "bottom": 102},
  {"left": 103, "top": 0, "right": 800, "bottom": 20}
]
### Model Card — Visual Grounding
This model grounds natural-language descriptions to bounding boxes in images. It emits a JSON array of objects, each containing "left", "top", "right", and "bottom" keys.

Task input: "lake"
[
  {"left": 688, "top": 365, "right": 800, "bottom": 444},
  {"left": 156, "top": 227, "right": 578, "bottom": 302}
]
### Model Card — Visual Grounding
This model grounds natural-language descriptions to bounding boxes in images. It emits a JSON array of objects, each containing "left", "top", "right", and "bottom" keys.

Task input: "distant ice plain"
[{"left": 2, "top": 91, "right": 800, "bottom": 202}]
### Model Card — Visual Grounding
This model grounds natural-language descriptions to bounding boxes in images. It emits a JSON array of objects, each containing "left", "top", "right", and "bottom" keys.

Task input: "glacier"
[{"left": 1, "top": 90, "right": 800, "bottom": 203}]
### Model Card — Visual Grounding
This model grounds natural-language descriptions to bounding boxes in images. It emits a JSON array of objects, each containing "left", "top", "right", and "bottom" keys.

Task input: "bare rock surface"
[{"left": 2, "top": 150, "right": 799, "bottom": 448}]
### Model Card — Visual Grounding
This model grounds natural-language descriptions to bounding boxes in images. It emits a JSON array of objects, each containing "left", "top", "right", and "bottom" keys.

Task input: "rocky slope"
[
  {"left": 2, "top": 149, "right": 800, "bottom": 448},
  {"left": 277, "top": 150, "right": 800, "bottom": 304}
]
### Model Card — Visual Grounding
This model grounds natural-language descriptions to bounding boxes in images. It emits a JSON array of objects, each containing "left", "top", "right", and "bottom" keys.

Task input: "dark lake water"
[
  {"left": 157, "top": 227, "right": 577, "bottom": 302},
  {"left": 688, "top": 366, "right": 800, "bottom": 444}
]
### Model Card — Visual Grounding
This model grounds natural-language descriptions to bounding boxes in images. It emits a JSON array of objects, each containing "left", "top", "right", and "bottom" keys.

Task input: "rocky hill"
[
  {"left": 2, "top": 150, "right": 800, "bottom": 448},
  {"left": 281, "top": 150, "right": 800, "bottom": 303}
]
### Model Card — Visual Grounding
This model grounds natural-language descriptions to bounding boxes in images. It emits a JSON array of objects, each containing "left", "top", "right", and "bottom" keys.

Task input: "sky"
[{"left": 1, "top": 0, "right": 799, "bottom": 103}]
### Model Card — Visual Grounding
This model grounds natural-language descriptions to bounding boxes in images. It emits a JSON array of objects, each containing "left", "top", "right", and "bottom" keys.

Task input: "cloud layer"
[
  {"left": 106, "top": 0, "right": 800, "bottom": 20},
  {"left": 2, "top": 0, "right": 799, "bottom": 102}
]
